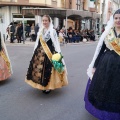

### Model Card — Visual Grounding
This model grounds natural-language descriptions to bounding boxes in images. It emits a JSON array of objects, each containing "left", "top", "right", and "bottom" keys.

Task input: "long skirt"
[
  {"left": 84, "top": 79, "right": 120, "bottom": 120},
  {"left": 84, "top": 50, "right": 120, "bottom": 120},
  {"left": 25, "top": 40, "right": 68, "bottom": 90},
  {"left": 0, "top": 52, "right": 11, "bottom": 81}
]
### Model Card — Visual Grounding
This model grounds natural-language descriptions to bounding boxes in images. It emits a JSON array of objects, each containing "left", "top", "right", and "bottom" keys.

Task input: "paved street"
[{"left": 0, "top": 42, "right": 98, "bottom": 120}]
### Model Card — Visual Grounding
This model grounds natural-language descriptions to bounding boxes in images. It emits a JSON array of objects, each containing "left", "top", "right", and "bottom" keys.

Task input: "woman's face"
[
  {"left": 114, "top": 14, "right": 120, "bottom": 29},
  {"left": 42, "top": 16, "right": 50, "bottom": 28}
]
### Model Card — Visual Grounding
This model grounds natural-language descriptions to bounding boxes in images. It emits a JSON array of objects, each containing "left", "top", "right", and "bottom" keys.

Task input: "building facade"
[
  {"left": 0, "top": 0, "right": 100, "bottom": 39},
  {"left": 63, "top": 0, "right": 101, "bottom": 31},
  {"left": 0, "top": 0, "right": 66, "bottom": 38},
  {"left": 102, "top": 0, "right": 120, "bottom": 26},
  {"left": 112, "top": 0, "right": 120, "bottom": 13}
]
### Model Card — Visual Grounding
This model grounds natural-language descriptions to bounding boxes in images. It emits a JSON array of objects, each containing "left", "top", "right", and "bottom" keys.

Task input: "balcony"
[{"left": 89, "top": 7, "right": 96, "bottom": 12}]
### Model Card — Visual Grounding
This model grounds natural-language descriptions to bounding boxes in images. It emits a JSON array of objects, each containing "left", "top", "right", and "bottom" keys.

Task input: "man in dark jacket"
[
  {"left": 10, "top": 23, "right": 15, "bottom": 43},
  {"left": 25, "top": 24, "right": 31, "bottom": 37},
  {"left": 17, "top": 24, "right": 23, "bottom": 43},
  {"left": 34, "top": 23, "right": 39, "bottom": 40}
]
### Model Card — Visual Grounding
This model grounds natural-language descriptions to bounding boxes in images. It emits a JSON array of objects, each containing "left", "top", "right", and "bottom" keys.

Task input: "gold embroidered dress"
[{"left": 25, "top": 30, "right": 68, "bottom": 90}]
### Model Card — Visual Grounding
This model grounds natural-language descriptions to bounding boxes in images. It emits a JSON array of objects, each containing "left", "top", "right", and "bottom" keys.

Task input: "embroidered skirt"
[
  {"left": 0, "top": 51, "right": 11, "bottom": 81},
  {"left": 25, "top": 40, "right": 68, "bottom": 90}
]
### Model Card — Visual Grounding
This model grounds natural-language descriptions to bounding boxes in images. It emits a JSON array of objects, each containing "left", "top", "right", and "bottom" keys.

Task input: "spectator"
[
  {"left": 30, "top": 23, "right": 35, "bottom": 41},
  {"left": 10, "top": 23, "right": 15, "bottom": 43},
  {"left": 25, "top": 24, "right": 31, "bottom": 37},
  {"left": 90, "top": 30, "right": 95, "bottom": 41},
  {"left": 16, "top": 24, "right": 23, "bottom": 43},
  {"left": 6, "top": 25, "right": 11, "bottom": 40},
  {"left": 59, "top": 29, "right": 66, "bottom": 43},
  {"left": 35, "top": 23, "right": 39, "bottom": 40}
]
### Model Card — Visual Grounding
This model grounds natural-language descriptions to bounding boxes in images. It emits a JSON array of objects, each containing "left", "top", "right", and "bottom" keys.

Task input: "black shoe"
[{"left": 42, "top": 90, "right": 51, "bottom": 94}]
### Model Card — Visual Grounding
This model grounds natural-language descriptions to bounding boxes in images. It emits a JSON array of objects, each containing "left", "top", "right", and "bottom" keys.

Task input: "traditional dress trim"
[
  {"left": 25, "top": 67, "right": 68, "bottom": 90},
  {"left": 106, "top": 29, "right": 120, "bottom": 55},
  {"left": 40, "top": 35, "right": 64, "bottom": 74},
  {"left": 39, "top": 35, "right": 52, "bottom": 61},
  {"left": 0, "top": 50, "right": 11, "bottom": 72}
]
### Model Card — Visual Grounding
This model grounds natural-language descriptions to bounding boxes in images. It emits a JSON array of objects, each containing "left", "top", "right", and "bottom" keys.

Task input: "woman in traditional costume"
[
  {"left": 0, "top": 32, "right": 12, "bottom": 81},
  {"left": 25, "top": 15, "right": 68, "bottom": 94},
  {"left": 84, "top": 9, "right": 120, "bottom": 120}
]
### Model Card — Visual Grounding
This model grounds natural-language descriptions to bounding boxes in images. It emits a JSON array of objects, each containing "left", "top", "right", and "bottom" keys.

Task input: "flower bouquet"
[{"left": 52, "top": 53, "right": 64, "bottom": 73}]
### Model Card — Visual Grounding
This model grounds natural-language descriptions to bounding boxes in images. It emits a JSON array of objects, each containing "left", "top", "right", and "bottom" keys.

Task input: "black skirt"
[
  {"left": 88, "top": 49, "right": 120, "bottom": 112},
  {"left": 26, "top": 39, "right": 55, "bottom": 87}
]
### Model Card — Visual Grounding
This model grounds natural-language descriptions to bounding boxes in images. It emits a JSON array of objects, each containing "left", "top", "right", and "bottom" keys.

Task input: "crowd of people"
[
  {"left": 6, "top": 22, "right": 39, "bottom": 43},
  {"left": 56, "top": 27, "right": 96, "bottom": 44},
  {"left": 6, "top": 20, "right": 96, "bottom": 44}
]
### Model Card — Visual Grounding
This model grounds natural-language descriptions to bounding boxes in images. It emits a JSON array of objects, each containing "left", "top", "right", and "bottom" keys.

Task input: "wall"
[
  {"left": 83, "top": 0, "right": 89, "bottom": 10},
  {"left": 71, "top": 0, "right": 76, "bottom": 9},
  {"left": 113, "top": 2, "right": 119, "bottom": 13},
  {"left": 57, "top": 0, "right": 65, "bottom": 8},
  {"left": 65, "top": 0, "right": 70, "bottom": 9},
  {"left": 0, "top": 6, "right": 20, "bottom": 37},
  {"left": 29, "top": 0, "right": 46, "bottom": 4},
  {"left": 103, "top": 0, "right": 109, "bottom": 24}
]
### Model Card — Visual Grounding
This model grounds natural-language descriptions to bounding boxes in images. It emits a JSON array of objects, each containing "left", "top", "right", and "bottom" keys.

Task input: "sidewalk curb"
[
  {"left": 5, "top": 41, "right": 35, "bottom": 46},
  {"left": 5, "top": 41, "right": 98, "bottom": 47}
]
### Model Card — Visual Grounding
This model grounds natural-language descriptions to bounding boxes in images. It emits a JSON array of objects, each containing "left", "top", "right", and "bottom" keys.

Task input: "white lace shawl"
[
  {"left": 34, "top": 17, "right": 61, "bottom": 53},
  {"left": 33, "top": 16, "right": 67, "bottom": 71}
]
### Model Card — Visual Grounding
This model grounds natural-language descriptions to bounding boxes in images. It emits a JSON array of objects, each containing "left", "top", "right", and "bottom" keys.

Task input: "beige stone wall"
[
  {"left": 1, "top": 0, "right": 17, "bottom": 1},
  {"left": 46, "top": 0, "right": 52, "bottom": 5},
  {"left": 57, "top": 0, "right": 61, "bottom": 7},
  {"left": 65, "top": 0, "right": 69, "bottom": 9},
  {"left": 1, "top": 0, "right": 12, "bottom": 1},
  {"left": 83, "top": 0, "right": 89, "bottom": 10},
  {"left": 57, "top": 0, "right": 65, "bottom": 8},
  {"left": 1, "top": 0, "right": 8, "bottom": 1},
  {"left": 0, "top": 0, "right": 66, "bottom": 8},
  {"left": 96, "top": 0, "right": 101, "bottom": 13},
  {"left": 29, "top": 0, "right": 46, "bottom": 4},
  {"left": 71, "top": 0, "right": 76, "bottom": 9},
  {"left": 97, "top": 3, "right": 101, "bottom": 13}
]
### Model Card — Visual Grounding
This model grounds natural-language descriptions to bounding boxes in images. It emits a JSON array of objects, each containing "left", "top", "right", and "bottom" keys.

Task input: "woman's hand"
[{"left": 92, "top": 68, "right": 96, "bottom": 75}]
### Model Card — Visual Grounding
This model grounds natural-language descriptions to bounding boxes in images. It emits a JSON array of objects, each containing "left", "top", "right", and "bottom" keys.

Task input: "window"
[
  {"left": 51, "top": 0, "right": 57, "bottom": 7},
  {"left": 76, "top": 0, "right": 81, "bottom": 10},
  {"left": 69, "top": 0, "right": 72, "bottom": 9}
]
